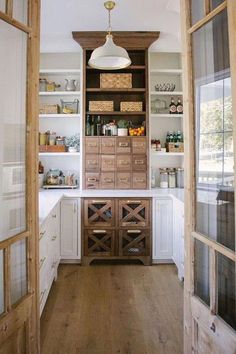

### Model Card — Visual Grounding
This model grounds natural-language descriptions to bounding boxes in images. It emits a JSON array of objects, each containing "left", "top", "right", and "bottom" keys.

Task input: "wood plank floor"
[{"left": 41, "top": 264, "right": 183, "bottom": 354}]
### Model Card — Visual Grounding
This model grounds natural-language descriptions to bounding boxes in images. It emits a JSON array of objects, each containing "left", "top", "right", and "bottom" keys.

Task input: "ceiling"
[{"left": 40, "top": 0, "right": 181, "bottom": 53}]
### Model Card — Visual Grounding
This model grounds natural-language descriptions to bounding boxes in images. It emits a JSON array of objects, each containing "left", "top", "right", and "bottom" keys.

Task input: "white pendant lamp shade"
[{"left": 88, "top": 34, "right": 131, "bottom": 70}]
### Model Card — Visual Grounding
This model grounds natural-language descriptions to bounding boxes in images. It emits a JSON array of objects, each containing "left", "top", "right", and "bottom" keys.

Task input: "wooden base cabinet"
[{"left": 82, "top": 198, "right": 152, "bottom": 265}]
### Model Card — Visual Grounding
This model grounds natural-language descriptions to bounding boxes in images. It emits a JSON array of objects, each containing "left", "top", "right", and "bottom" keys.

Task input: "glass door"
[
  {"left": 0, "top": 1, "right": 40, "bottom": 353},
  {"left": 182, "top": 1, "right": 236, "bottom": 353}
]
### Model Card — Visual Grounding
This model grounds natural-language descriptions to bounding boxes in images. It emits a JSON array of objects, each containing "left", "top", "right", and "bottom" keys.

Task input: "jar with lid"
[
  {"left": 160, "top": 169, "right": 168, "bottom": 188},
  {"left": 176, "top": 168, "right": 184, "bottom": 188},
  {"left": 39, "top": 78, "right": 47, "bottom": 92},
  {"left": 168, "top": 171, "right": 176, "bottom": 188},
  {"left": 151, "top": 168, "right": 156, "bottom": 188}
]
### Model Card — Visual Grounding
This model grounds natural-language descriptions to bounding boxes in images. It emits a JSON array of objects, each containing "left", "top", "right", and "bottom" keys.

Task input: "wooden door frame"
[
  {"left": 181, "top": 0, "right": 236, "bottom": 352},
  {"left": 0, "top": 0, "right": 40, "bottom": 352}
]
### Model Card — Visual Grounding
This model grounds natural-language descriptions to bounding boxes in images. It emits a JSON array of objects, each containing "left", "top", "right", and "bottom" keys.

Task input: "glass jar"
[
  {"left": 168, "top": 171, "right": 176, "bottom": 188},
  {"left": 160, "top": 170, "right": 168, "bottom": 188},
  {"left": 151, "top": 168, "right": 156, "bottom": 188},
  {"left": 176, "top": 168, "right": 184, "bottom": 188}
]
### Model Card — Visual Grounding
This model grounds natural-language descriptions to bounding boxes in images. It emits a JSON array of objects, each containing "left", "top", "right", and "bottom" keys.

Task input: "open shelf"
[
  {"left": 151, "top": 114, "right": 183, "bottom": 118},
  {"left": 86, "top": 111, "right": 146, "bottom": 116},
  {"left": 151, "top": 151, "right": 184, "bottom": 157},
  {"left": 86, "top": 65, "right": 146, "bottom": 71},
  {"left": 39, "top": 152, "right": 80, "bottom": 156},
  {"left": 39, "top": 114, "right": 80, "bottom": 118},
  {"left": 40, "top": 69, "right": 81, "bottom": 74},
  {"left": 150, "top": 91, "right": 183, "bottom": 96},
  {"left": 86, "top": 88, "right": 146, "bottom": 93},
  {"left": 150, "top": 69, "right": 182, "bottom": 75},
  {"left": 39, "top": 91, "right": 81, "bottom": 96}
]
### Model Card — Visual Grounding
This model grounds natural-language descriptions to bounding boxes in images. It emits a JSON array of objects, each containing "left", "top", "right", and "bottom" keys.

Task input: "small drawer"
[
  {"left": 85, "top": 154, "right": 100, "bottom": 172},
  {"left": 118, "top": 229, "right": 150, "bottom": 256},
  {"left": 132, "top": 172, "right": 147, "bottom": 189},
  {"left": 85, "top": 137, "right": 100, "bottom": 154},
  {"left": 132, "top": 137, "right": 146, "bottom": 154},
  {"left": 101, "top": 137, "right": 115, "bottom": 154},
  {"left": 118, "top": 199, "right": 150, "bottom": 228},
  {"left": 101, "top": 155, "right": 116, "bottom": 172},
  {"left": 116, "top": 172, "right": 131, "bottom": 189},
  {"left": 116, "top": 137, "right": 131, "bottom": 154},
  {"left": 84, "top": 229, "right": 116, "bottom": 257},
  {"left": 85, "top": 173, "right": 99, "bottom": 189},
  {"left": 100, "top": 172, "right": 115, "bottom": 189},
  {"left": 117, "top": 155, "right": 131, "bottom": 171},
  {"left": 132, "top": 155, "right": 147, "bottom": 171},
  {"left": 83, "top": 198, "right": 115, "bottom": 227}
]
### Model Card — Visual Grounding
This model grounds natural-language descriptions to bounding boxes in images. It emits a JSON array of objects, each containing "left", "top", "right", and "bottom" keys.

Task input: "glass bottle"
[
  {"left": 176, "top": 97, "right": 183, "bottom": 114},
  {"left": 90, "top": 116, "right": 95, "bottom": 136},
  {"left": 86, "top": 115, "right": 91, "bottom": 136},
  {"left": 96, "top": 115, "right": 101, "bottom": 136},
  {"left": 169, "top": 97, "right": 177, "bottom": 114}
]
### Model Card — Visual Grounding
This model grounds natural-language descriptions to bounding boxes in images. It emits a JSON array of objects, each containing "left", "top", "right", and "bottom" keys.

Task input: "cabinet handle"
[
  {"left": 134, "top": 143, "right": 145, "bottom": 147},
  {"left": 88, "top": 143, "right": 97, "bottom": 147},
  {"left": 135, "top": 160, "right": 144, "bottom": 165},
  {"left": 51, "top": 235, "right": 57, "bottom": 241},
  {"left": 87, "top": 177, "right": 97, "bottom": 182},
  {"left": 104, "top": 161, "right": 113, "bottom": 165},
  {"left": 40, "top": 289, "right": 46, "bottom": 304},
  {"left": 93, "top": 230, "right": 107, "bottom": 234},
  {"left": 88, "top": 160, "right": 97, "bottom": 165},
  {"left": 39, "top": 257, "right": 46, "bottom": 269},
  {"left": 119, "top": 178, "right": 129, "bottom": 182},
  {"left": 39, "top": 230, "right": 46, "bottom": 240},
  {"left": 119, "top": 160, "right": 129, "bottom": 165},
  {"left": 127, "top": 230, "right": 141, "bottom": 234},
  {"left": 134, "top": 178, "right": 144, "bottom": 182},
  {"left": 103, "top": 143, "right": 113, "bottom": 147},
  {"left": 127, "top": 200, "right": 141, "bottom": 204},
  {"left": 92, "top": 200, "right": 108, "bottom": 204},
  {"left": 119, "top": 142, "right": 129, "bottom": 147},
  {"left": 104, "top": 178, "right": 113, "bottom": 183},
  {"left": 52, "top": 214, "right": 57, "bottom": 218}
]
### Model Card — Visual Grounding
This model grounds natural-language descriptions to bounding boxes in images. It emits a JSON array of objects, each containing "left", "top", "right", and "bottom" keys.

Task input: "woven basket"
[
  {"left": 39, "top": 145, "right": 66, "bottom": 152},
  {"left": 100, "top": 73, "right": 132, "bottom": 89},
  {"left": 120, "top": 102, "right": 143, "bottom": 112},
  {"left": 89, "top": 101, "right": 114, "bottom": 112},
  {"left": 166, "top": 142, "right": 184, "bottom": 153},
  {"left": 39, "top": 104, "right": 59, "bottom": 114}
]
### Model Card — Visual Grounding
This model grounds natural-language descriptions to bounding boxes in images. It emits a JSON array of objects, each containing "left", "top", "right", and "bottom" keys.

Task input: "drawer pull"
[
  {"left": 134, "top": 143, "right": 145, "bottom": 147},
  {"left": 93, "top": 230, "right": 107, "bottom": 234},
  {"left": 119, "top": 178, "right": 129, "bottom": 182},
  {"left": 103, "top": 143, "right": 114, "bottom": 147},
  {"left": 104, "top": 178, "right": 113, "bottom": 183},
  {"left": 40, "top": 289, "right": 46, "bottom": 304},
  {"left": 39, "top": 230, "right": 46, "bottom": 240},
  {"left": 52, "top": 214, "right": 57, "bottom": 218},
  {"left": 135, "top": 160, "right": 144, "bottom": 165},
  {"left": 104, "top": 161, "right": 113, "bottom": 165},
  {"left": 134, "top": 178, "right": 145, "bottom": 182},
  {"left": 92, "top": 200, "right": 109, "bottom": 204},
  {"left": 88, "top": 160, "right": 97, "bottom": 165},
  {"left": 87, "top": 177, "right": 97, "bottom": 182},
  {"left": 127, "top": 230, "right": 141, "bottom": 234},
  {"left": 51, "top": 235, "right": 57, "bottom": 241},
  {"left": 88, "top": 143, "right": 98, "bottom": 147},
  {"left": 119, "top": 160, "right": 129, "bottom": 165},
  {"left": 127, "top": 200, "right": 141, "bottom": 203},
  {"left": 39, "top": 257, "right": 46, "bottom": 269},
  {"left": 119, "top": 142, "right": 129, "bottom": 147}
]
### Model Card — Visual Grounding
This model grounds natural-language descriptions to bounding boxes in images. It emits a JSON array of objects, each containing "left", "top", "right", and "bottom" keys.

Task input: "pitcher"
[{"left": 65, "top": 79, "right": 78, "bottom": 91}]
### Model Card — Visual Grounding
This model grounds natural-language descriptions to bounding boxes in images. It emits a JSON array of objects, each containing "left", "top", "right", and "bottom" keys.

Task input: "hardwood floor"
[{"left": 40, "top": 264, "right": 183, "bottom": 354}]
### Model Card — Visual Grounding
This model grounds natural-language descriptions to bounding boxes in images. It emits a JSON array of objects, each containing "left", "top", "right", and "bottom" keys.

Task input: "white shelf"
[
  {"left": 151, "top": 114, "right": 183, "bottom": 118},
  {"left": 150, "top": 69, "right": 182, "bottom": 75},
  {"left": 150, "top": 91, "right": 183, "bottom": 96},
  {"left": 39, "top": 91, "right": 80, "bottom": 96},
  {"left": 39, "top": 152, "right": 80, "bottom": 157},
  {"left": 151, "top": 151, "right": 184, "bottom": 157},
  {"left": 39, "top": 114, "right": 80, "bottom": 118},
  {"left": 40, "top": 69, "right": 81, "bottom": 74}
]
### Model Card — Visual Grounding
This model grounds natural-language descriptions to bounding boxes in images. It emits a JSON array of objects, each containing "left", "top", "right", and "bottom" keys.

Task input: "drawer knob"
[
  {"left": 39, "top": 257, "right": 46, "bottom": 269},
  {"left": 51, "top": 235, "right": 57, "bottom": 241}
]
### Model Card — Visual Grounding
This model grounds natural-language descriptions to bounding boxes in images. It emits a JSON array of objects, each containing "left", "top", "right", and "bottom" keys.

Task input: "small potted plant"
[
  {"left": 117, "top": 119, "right": 128, "bottom": 136},
  {"left": 65, "top": 134, "right": 80, "bottom": 153}
]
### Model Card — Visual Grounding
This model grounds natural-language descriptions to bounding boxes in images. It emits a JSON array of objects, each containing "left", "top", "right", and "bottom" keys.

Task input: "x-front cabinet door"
[
  {"left": 181, "top": 0, "right": 236, "bottom": 353},
  {"left": 0, "top": 1, "right": 40, "bottom": 353}
]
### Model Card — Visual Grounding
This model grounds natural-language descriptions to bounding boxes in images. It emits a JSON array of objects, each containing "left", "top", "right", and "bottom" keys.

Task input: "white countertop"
[{"left": 39, "top": 188, "right": 185, "bottom": 226}]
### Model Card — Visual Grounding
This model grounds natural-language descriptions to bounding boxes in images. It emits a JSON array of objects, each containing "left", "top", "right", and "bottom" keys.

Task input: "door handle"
[{"left": 210, "top": 322, "right": 216, "bottom": 333}]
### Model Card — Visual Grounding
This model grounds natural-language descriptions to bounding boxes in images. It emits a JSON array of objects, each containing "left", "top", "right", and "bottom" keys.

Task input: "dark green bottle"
[{"left": 86, "top": 115, "right": 91, "bottom": 136}]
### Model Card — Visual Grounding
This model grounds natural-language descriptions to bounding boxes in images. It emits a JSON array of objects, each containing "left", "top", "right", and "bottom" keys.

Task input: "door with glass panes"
[
  {"left": 0, "top": 1, "right": 40, "bottom": 353},
  {"left": 181, "top": 0, "right": 236, "bottom": 353}
]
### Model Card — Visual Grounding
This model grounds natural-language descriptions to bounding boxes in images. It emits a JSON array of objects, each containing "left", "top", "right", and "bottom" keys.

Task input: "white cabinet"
[
  {"left": 60, "top": 198, "right": 80, "bottom": 260},
  {"left": 173, "top": 199, "right": 184, "bottom": 280},
  {"left": 153, "top": 198, "right": 173, "bottom": 262}
]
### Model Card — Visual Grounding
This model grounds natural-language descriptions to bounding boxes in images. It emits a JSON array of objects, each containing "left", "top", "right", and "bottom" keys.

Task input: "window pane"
[
  {"left": 13, "top": 0, "right": 28, "bottom": 25},
  {"left": 194, "top": 239, "right": 210, "bottom": 306},
  {"left": 210, "top": 0, "right": 224, "bottom": 10},
  {"left": 217, "top": 253, "right": 236, "bottom": 330},
  {"left": 0, "top": 21, "right": 27, "bottom": 241},
  {"left": 0, "top": 0, "right": 5, "bottom": 12},
  {"left": 0, "top": 250, "right": 4, "bottom": 314},
  {"left": 191, "top": 0, "right": 205, "bottom": 25},
  {"left": 193, "top": 10, "right": 235, "bottom": 251},
  {"left": 10, "top": 239, "right": 27, "bottom": 305}
]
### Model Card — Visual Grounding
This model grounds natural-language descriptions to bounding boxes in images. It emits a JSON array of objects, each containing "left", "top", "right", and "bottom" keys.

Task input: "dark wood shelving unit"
[
  {"left": 86, "top": 88, "right": 146, "bottom": 93},
  {"left": 86, "top": 111, "right": 146, "bottom": 116}
]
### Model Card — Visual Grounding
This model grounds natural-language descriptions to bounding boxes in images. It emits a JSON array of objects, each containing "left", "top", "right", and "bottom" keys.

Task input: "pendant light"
[{"left": 88, "top": 1, "right": 131, "bottom": 70}]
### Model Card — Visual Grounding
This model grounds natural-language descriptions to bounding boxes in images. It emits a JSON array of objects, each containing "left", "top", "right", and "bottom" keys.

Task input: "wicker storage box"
[
  {"left": 89, "top": 101, "right": 114, "bottom": 112},
  {"left": 100, "top": 73, "right": 132, "bottom": 89},
  {"left": 166, "top": 142, "right": 184, "bottom": 153},
  {"left": 120, "top": 101, "right": 143, "bottom": 112},
  {"left": 39, "top": 145, "right": 66, "bottom": 153},
  {"left": 39, "top": 104, "right": 59, "bottom": 115}
]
